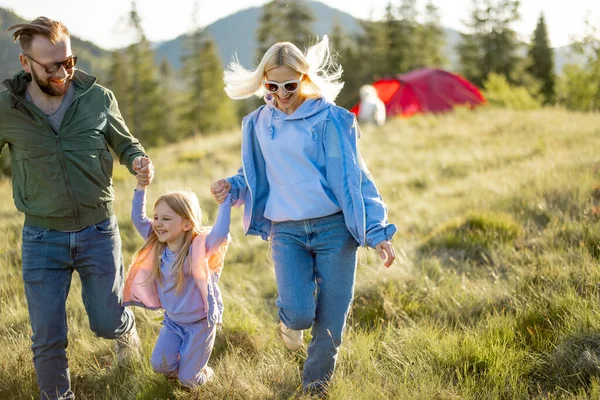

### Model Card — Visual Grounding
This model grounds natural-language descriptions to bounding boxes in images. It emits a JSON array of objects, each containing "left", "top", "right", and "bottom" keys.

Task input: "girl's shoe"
[
  {"left": 203, "top": 366, "right": 215, "bottom": 382},
  {"left": 278, "top": 322, "right": 303, "bottom": 351}
]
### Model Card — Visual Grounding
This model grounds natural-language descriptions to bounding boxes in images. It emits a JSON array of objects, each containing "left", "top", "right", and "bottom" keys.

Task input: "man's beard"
[{"left": 30, "top": 67, "right": 71, "bottom": 97}]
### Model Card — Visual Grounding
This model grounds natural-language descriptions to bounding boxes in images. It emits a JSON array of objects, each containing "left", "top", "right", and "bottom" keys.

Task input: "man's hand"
[
  {"left": 210, "top": 179, "right": 231, "bottom": 204},
  {"left": 375, "top": 240, "right": 396, "bottom": 268},
  {"left": 133, "top": 156, "right": 154, "bottom": 189}
]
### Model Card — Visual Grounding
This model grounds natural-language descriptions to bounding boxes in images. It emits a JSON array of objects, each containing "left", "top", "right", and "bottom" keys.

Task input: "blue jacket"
[{"left": 227, "top": 100, "right": 397, "bottom": 248}]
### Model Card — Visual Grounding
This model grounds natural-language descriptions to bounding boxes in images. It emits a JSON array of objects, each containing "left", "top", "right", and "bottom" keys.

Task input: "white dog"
[{"left": 358, "top": 85, "right": 386, "bottom": 126}]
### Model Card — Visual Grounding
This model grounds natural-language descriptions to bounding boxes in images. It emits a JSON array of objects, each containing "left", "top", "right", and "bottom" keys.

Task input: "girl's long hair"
[
  {"left": 134, "top": 190, "right": 206, "bottom": 294},
  {"left": 223, "top": 35, "right": 344, "bottom": 103}
]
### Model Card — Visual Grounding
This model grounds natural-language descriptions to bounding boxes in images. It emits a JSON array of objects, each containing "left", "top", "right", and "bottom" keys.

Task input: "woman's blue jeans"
[
  {"left": 270, "top": 212, "right": 358, "bottom": 391},
  {"left": 21, "top": 216, "right": 134, "bottom": 400}
]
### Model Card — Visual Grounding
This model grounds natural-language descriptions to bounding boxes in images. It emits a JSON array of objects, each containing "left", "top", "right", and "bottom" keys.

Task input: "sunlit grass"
[{"left": 3, "top": 107, "right": 600, "bottom": 398}]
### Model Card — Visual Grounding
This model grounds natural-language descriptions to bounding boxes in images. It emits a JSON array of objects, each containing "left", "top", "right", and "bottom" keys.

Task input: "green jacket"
[{"left": 0, "top": 69, "right": 146, "bottom": 230}]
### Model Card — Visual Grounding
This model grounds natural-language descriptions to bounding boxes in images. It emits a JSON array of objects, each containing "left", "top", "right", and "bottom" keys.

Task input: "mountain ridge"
[{"left": 0, "top": 2, "right": 584, "bottom": 84}]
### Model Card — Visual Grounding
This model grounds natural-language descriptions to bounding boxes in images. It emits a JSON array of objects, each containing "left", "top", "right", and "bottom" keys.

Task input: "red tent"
[{"left": 350, "top": 68, "right": 486, "bottom": 118}]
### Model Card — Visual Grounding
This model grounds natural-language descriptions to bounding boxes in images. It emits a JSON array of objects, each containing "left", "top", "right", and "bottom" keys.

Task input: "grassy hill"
[{"left": 2, "top": 107, "right": 600, "bottom": 398}]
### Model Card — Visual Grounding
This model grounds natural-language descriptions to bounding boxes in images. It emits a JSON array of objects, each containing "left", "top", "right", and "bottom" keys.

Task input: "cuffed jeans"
[
  {"left": 21, "top": 216, "right": 135, "bottom": 400},
  {"left": 270, "top": 212, "right": 358, "bottom": 391}
]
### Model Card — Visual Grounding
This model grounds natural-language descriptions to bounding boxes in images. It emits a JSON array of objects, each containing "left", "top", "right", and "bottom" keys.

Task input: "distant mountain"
[
  {"left": 0, "top": 7, "right": 111, "bottom": 82},
  {"left": 554, "top": 45, "right": 587, "bottom": 74},
  {"left": 153, "top": 0, "right": 362, "bottom": 70}
]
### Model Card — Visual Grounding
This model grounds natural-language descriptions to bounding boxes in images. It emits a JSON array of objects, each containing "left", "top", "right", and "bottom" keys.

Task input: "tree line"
[{"left": 3, "top": 0, "right": 599, "bottom": 156}]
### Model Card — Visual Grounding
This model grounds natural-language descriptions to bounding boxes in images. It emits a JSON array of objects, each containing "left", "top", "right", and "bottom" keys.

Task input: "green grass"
[{"left": 3, "top": 107, "right": 600, "bottom": 398}]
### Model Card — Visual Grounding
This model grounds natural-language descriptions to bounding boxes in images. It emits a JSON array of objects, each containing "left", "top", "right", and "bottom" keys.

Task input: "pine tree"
[
  {"left": 559, "top": 16, "right": 600, "bottom": 111},
  {"left": 157, "top": 60, "right": 178, "bottom": 143},
  {"left": 180, "top": 2, "right": 237, "bottom": 136},
  {"left": 415, "top": 1, "right": 446, "bottom": 68},
  {"left": 397, "top": 0, "right": 419, "bottom": 72},
  {"left": 357, "top": 19, "right": 388, "bottom": 79},
  {"left": 123, "top": 1, "right": 166, "bottom": 146},
  {"left": 285, "top": 1, "right": 316, "bottom": 51},
  {"left": 256, "top": 0, "right": 281, "bottom": 58},
  {"left": 329, "top": 19, "right": 357, "bottom": 109},
  {"left": 383, "top": 2, "right": 402, "bottom": 75},
  {"left": 105, "top": 50, "right": 131, "bottom": 124},
  {"left": 458, "top": 0, "right": 522, "bottom": 87},
  {"left": 527, "top": 13, "right": 555, "bottom": 104},
  {"left": 180, "top": 10, "right": 206, "bottom": 137},
  {"left": 196, "top": 39, "right": 237, "bottom": 133},
  {"left": 256, "top": 0, "right": 315, "bottom": 59}
]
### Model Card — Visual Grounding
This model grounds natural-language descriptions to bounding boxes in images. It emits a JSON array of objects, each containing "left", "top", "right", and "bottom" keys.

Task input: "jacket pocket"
[
  {"left": 64, "top": 146, "right": 115, "bottom": 208},
  {"left": 13, "top": 150, "right": 69, "bottom": 216}
]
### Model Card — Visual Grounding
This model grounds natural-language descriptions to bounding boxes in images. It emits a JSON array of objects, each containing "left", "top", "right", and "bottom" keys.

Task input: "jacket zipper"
[
  {"left": 241, "top": 119, "right": 254, "bottom": 234},
  {"left": 353, "top": 119, "right": 367, "bottom": 246},
  {"left": 21, "top": 96, "right": 81, "bottom": 227}
]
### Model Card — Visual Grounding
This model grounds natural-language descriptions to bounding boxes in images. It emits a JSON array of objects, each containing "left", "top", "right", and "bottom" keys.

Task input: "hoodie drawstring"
[
  {"left": 269, "top": 109, "right": 275, "bottom": 139},
  {"left": 302, "top": 118, "right": 317, "bottom": 141}
]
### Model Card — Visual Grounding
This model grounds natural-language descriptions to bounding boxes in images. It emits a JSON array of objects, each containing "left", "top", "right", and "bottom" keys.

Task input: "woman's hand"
[
  {"left": 210, "top": 179, "right": 231, "bottom": 204},
  {"left": 375, "top": 240, "right": 396, "bottom": 268}
]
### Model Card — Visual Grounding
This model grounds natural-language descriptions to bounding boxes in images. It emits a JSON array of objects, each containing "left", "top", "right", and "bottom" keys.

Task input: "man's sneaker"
[
  {"left": 278, "top": 321, "right": 303, "bottom": 351},
  {"left": 115, "top": 323, "right": 141, "bottom": 364}
]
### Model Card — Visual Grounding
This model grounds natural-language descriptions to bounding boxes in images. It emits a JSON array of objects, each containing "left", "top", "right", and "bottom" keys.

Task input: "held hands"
[
  {"left": 210, "top": 179, "right": 231, "bottom": 204},
  {"left": 133, "top": 156, "right": 155, "bottom": 190},
  {"left": 375, "top": 240, "right": 396, "bottom": 268}
]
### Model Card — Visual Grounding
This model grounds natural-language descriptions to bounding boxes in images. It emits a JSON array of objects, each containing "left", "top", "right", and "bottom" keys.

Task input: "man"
[{"left": 0, "top": 17, "right": 154, "bottom": 400}]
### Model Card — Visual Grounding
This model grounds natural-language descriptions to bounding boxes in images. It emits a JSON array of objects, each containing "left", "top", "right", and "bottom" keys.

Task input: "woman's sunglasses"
[
  {"left": 25, "top": 52, "right": 78, "bottom": 75},
  {"left": 263, "top": 75, "right": 303, "bottom": 93}
]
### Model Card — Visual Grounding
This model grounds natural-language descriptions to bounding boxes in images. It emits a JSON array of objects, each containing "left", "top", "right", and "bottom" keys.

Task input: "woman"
[{"left": 210, "top": 36, "right": 396, "bottom": 394}]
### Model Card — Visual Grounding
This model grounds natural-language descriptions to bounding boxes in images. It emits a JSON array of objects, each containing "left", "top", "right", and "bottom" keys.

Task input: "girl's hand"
[
  {"left": 134, "top": 156, "right": 154, "bottom": 188},
  {"left": 375, "top": 240, "right": 396, "bottom": 268},
  {"left": 210, "top": 179, "right": 231, "bottom": 204}
]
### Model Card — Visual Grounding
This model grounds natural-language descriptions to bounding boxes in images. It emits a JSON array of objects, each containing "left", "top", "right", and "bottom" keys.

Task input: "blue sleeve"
[
  {"left": 360, "top": 164, "right": 397, "bottom": 247},
  {"left": 226, "top": 166, "right": 248, "bottom": 207},
  {"left": 131, "top": 189, "right": 153, "bottom": 239},
  {"left": 205, "top": 194, "right": 233, "bottom": 255},
  {"left": 352, "top": 119, "right": 397, "bottom": 248}
]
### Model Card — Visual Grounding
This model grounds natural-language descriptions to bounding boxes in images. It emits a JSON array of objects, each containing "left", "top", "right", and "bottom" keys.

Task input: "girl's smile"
[{"left": 152, "top": 201, "right": 192, "bottom": 251}]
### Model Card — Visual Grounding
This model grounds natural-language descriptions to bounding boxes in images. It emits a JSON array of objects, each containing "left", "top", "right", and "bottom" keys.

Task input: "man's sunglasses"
[
  {"left": 24, "top": 52, "right": 78, "bottom": 75},
  {"left": 263, "top": 75, "right": 303, "bottom": 93}
]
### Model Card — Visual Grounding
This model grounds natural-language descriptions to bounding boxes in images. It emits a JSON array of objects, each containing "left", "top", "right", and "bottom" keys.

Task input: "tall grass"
[{"left": 2, "top": 107, "right": 600, "bottom": 399}]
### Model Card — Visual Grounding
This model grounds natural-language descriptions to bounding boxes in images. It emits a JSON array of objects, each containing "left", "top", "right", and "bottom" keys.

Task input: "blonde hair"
[
  {"left": 6, "top": 17, "right": 70, "bottom": 52},
  {"left": 223, "top": 35, "right": 344, "bottom": 103},
  {"left": 134, "top": 190, "right": 207, "bottom": 294}
]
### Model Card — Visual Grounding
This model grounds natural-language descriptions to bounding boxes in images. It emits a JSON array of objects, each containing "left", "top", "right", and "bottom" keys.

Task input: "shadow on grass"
[
  {"left": 534, "top": 332, "right": 600, "bottom": 397},
  {"left": 417, "top": 211, "right": 521, "bottom": 267}
]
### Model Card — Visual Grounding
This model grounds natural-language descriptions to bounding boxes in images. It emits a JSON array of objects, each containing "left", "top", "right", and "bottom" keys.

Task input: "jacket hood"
[{"left": 264, "top": 93, "right": 333, "bottom": 120}]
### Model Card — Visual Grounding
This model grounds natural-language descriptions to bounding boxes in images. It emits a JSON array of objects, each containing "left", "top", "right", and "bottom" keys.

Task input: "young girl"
[{"left": 123, "top": 170, "right": 231, "bottom": 387}]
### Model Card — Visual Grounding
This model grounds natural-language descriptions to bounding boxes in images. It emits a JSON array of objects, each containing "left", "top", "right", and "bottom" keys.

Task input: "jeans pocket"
[
  {"left": 92, "top": 216, "right": 119, "bottom": 234},
  {"left": 22, "top": 225, "right": 46, "bottom": 241}
]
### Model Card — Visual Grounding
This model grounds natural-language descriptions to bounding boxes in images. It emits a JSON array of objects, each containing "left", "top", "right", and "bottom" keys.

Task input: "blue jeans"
[
  {"left": 21, "top": 216, "right": 134, "bottom": 400},
  {"left": 270, "top": 212, "right": 358, "bottom": 391}
]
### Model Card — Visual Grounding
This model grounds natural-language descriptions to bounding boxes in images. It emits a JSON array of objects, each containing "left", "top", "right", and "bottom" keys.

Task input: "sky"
[{"left": 0, "top": 0, "right": 598, "bottom": 50}]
